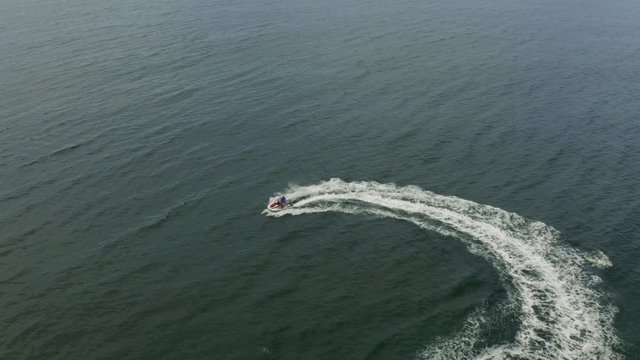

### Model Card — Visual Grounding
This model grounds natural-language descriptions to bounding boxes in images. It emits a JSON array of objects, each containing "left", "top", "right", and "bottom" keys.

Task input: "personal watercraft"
[{"left": 267, "top": 196, "right": 289, "bottom": 212}]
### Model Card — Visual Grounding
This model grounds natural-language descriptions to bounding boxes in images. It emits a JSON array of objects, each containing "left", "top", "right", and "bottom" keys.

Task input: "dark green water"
[{"left": 1, "top": 0, "right": 639, "bottom": 359}]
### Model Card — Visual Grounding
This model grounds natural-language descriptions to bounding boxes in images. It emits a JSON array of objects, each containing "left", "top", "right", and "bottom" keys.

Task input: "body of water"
[{"left": 2, "top": 0, "right": 640, "bottom": 358}]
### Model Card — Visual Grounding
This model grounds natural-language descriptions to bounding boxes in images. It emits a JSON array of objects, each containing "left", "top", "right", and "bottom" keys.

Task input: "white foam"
[{"left": 264, "top": 179, "right": 622, "bottom": 360}]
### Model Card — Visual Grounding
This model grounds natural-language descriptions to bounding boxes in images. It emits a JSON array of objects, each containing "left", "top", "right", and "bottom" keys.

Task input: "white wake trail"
[{"left": 263, "top": 179, "right": 622, "bottom": 360}]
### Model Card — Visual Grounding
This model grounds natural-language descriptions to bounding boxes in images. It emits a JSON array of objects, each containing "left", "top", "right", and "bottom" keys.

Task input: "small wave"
[
  {"left": 583, "top": 249, "right": 614, "bottom": 269},
  {"left": 18, "top": 130, "right": 106, "bottom": 169},
  {"left": 264, "top": 178, "right": 622, "bottom": 359},
  {"left": 97, "top": 190, "right": 208, "bottom": 255},
  {"left": 153, "top": 85, "right": 202, "bottom": 108},
  {"left": 126, "top": 192, "right": 203, "bottom": 238}
]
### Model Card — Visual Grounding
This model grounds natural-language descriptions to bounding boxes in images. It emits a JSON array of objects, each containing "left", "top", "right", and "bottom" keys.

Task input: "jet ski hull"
[{"left": 267, "top": 202, "right": 287, "bottom": 212}]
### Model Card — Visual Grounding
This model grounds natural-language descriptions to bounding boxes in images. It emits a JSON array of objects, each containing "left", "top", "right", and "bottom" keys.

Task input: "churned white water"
[{"left": 264, "top": 179, "right": 621, "bottom": 360}]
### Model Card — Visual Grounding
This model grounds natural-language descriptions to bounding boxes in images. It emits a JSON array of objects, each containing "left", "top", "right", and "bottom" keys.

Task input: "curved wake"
[{"left": 263, "top": 179, "right": 621, "bottom": 360}]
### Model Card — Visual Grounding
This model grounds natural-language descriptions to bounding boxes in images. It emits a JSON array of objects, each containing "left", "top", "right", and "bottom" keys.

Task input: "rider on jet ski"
[{"left": 277, "top": 196, "right": 287, "bottom": 208}]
